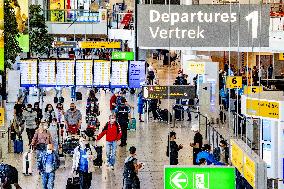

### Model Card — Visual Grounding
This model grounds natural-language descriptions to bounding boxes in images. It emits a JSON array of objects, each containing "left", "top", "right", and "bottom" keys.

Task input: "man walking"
[{"left": 116, "top": 99, "right": 131, "bottom": 147}]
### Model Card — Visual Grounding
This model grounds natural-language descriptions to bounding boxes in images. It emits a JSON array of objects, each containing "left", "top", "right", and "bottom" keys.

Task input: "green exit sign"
[
  {"left": 111, "top": 52, "right": 134, "bottom": 60},
  {"left": 165, "top": 166, "right": 236, "bottom": 189}
]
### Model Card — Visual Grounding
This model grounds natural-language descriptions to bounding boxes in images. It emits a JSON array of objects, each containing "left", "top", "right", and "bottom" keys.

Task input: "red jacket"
[
  {"left": 97, "top": 122, "right": 122, "bottom": 142},
  {"left": 110, "top": 95, "right": 117, "bottom": 110}
]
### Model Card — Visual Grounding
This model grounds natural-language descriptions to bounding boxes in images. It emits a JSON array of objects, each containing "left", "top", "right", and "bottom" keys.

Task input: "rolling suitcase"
[
  {"left": 22, "top": 150, "right": 32, "bottom": 175},
  {"left": 128, "top": 110, "right": 136, "bottom": 130},
  {"left": 75, "top": 92, "right": 82, "bottom": 100},
  {"left": 14, "top": 139, "right": 23, "bottom": 154},
  {"left": 66, "top": 177, "right": 80, "bottom": 189}
]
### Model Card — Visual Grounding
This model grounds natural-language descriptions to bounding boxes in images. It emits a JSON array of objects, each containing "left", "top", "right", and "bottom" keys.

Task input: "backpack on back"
[{"left": 123, "top": 157, "right": 136, "bottom": 180}]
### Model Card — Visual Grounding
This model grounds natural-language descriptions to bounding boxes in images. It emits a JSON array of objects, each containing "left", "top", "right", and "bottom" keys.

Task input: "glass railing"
[{"left": 44, "top": 9, "right": 102, "bottom": 23}]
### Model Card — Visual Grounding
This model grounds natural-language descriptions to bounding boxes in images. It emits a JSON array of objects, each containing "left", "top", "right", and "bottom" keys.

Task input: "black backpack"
[
  {"left": 123, "top": 157, "right": 136, "bottom": 179},
  {"left": 117, "top": 106, "right": 129, "bottom": 122}
]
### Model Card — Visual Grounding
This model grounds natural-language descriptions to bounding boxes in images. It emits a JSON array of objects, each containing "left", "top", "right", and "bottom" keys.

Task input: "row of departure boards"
[{"left": 19, "top": 59, "right": 146, "bottom": 88}]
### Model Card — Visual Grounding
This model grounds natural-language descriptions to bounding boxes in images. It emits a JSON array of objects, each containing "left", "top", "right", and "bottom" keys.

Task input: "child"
[{"left": 166, "top": 131, "right": 183, "bottom": 165}]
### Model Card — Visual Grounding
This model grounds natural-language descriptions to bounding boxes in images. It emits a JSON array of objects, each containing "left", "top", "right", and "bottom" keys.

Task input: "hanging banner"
[
  {"left": 11, "top": 0, "right": 29, "bottom": 52},
  {"left": 0, "top": 0, "right": 4, "bottom": 71},
  {"left": 50, "top": 0, "right": 65, "bottom": 22}
]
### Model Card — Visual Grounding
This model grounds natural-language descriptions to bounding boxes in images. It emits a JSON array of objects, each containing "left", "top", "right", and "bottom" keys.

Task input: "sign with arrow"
[{"left": 165, "top": 166, "right": 236, "bottom": 189}]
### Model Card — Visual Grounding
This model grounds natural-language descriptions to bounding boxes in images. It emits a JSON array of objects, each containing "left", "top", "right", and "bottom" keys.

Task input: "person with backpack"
[
  {"left": 37, "top": 144, "right": 59, "bottom": 189},
  {"left": 96, "top": 114, "right": 122, "bottom": 170},
  {"left": 123, "top": 146, "right": 143, "bottom": 189},
  {"left": 166, "top": 131, "right": 183, "bottom": 165},
  {"left": 22, "top": 104, "right": 37, "bottom": 145},
  {"left": 0, "top": 163, "right": 22, "bottom": 189},
  {"left": 72, "top": 137, "right": 96, "bottom": 189},
  {"left": 213, "top": 140, "right": 230, "bottom": 165},
  {"left": 116, "top": 99, "right": 131, "bottom": 147}
]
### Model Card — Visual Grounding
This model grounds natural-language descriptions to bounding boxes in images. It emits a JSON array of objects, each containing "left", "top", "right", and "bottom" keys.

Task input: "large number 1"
[{"left": 245, "top": 11, "right": 259, "bottom": 39}]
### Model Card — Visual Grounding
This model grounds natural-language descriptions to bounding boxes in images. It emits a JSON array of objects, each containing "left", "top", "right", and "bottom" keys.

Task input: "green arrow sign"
[
  {"left": 165, "top": 166, "right": 236, "bottom": 189},
  {"left": 111, "top": 51, "right": 134, "bottom": 60}
]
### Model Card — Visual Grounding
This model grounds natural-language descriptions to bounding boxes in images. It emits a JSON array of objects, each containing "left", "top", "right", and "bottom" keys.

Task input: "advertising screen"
[
  {"left": 129, "top": 61, "right": 146, "bottom": 88},
  {"left": 56, "top": 60, "right": 75, "bottom": 86},
  {"left": 93, "top": 61, "right": 110, "bottom": 87},
  {"left": 20, "top": 60, "right": 38, "bottom": 87},
  {"left": 111, "top": 61, "right": 128, "bottom": 88},
  {"left": 76, "top": 60, "right": 93, "bottom": 86},
  {"left": 38, "top": 59, "right": 56, "bottom": 87}
]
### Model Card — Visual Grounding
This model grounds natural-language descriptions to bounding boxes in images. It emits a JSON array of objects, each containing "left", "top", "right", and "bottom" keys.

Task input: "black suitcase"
[
  {"left": 76, "top": 92, "right": 82, "bottom": 100},
  {"left": 93, "top": 146, "right": 103, "bottom": 167},
  {"left": 66, "top": 177, "right": 80, "bottom": 189},
  {"left": 59, "top": 97, "right": 64, "bottom": 103},
  {"left": 54, "top": 97, "right": 58, "bottom": 103},
  {"left": 159, "top": 109, "right": 172, "bottom": 122},
  {"left": 174, "top": 105, "right": 184, "bottom": 120}
]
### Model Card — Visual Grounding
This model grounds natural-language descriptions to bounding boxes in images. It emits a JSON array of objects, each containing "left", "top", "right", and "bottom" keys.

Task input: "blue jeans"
[
  {"left": 42, "top": 172, "right": 55, "bottom": 189},
  {"left": 106, "top": 141, "right": 117, "bottom": 166}
]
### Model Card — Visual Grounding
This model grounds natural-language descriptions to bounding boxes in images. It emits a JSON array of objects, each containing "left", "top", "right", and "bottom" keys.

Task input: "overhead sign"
[
  {"left": 143, "top": 85, "right": 196, "bottom": 99},
  {"left": 53, "top": 41, "right": 77, "bottom": 48},
  {"left": 244, "top": 86, "right": 263, "bottom": 95},
  {"left": 137, "top": 5, "right": 269, "bottom": 48},
  {"left": 279, "top": 53, "right": 284, "bottom": 61},
  {"left": 164, "top": 166, "right": 236, "bottom": 189},
  {"left": 246, "top": 98, "right": 279, "bottom": 119},
  {"left": 226, "top": 76, "right": 242, "bottom": 89},
  {"left": 129, "top": 61, "right": 146, "bottom": 88},
  {"left": 20, "top": 60, "right": 38, "bottom": 87},
  {"left": 0, "top": 0, "right": 3, "bottom": 71},
  {"left": 185, "top": 61, "right": 205, "bottom": 74},
  {"left": 78, "top": 41, "right": 121, "bottom": 49},
  {"left": 0, "top": 108, "right": 4, "bottom": 126},
  {"left": 111, "top": 52, "right": 134, "bottom": 60},
  {"left": 93, "top": 60, "right": 110, "bottom": 87}
]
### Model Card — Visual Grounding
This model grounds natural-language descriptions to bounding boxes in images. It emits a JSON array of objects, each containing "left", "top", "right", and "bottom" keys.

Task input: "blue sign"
[{"left": 129, "top": 61, "right": 146, "bottom": 88}]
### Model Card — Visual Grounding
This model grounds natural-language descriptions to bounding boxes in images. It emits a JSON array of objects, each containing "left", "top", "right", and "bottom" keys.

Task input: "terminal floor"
[{"left": 3, "top": 88, "right": 201, "bottom": 189}]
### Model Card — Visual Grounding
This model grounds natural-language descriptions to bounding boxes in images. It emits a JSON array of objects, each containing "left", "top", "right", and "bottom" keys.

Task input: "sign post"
[{"left": 164, "top": 166, "right": 236, "bottom": 189}]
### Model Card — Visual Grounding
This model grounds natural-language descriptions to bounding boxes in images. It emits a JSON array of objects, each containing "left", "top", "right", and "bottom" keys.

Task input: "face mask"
[
  {"left": 47, "top": 149, "right": 52, "bottom": 154},
  {"left": 110, "top": 118, "right": 116, "bottom": 123},
  {"left": 43, "top": 125, "right": 48, "bottom": 130},
  {"left": 48, "top": 108, "right": 52, "bottom": 111},
  {"left": 80, "top": 142, "right": 86, "bottom": 148},
  {"left": 27, "top": 108, "right": 32, "bottom": 112},
  {"left": 91, "top": 104, "right": 95, "bottom": 107},
  {"left": 70, "top": 107, "right": 75, "bottom": 111}
]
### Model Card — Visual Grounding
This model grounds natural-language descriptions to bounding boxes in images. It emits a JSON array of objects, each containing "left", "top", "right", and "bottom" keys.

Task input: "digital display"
[
  {"left": 56, "top": 60, "right": 75, "bottom": 86},
  {"left": 129, "top": 61, "right": 146, "bottom": 88},
  {"left": 111, "top": 61, "right": 128, "bottom": 88},
  {"left": 93, "top": 61, "right": 110, "bottom": 87},
  {"left": 262, "top": 119, "right": 271, "bottom": 141},
  {"left": 143, "top": 85, "right": 196, "bottom": 99},
  {"left": 20, "top": 60, "right": 38, "bottom": 87},
  {"left": 38, "top": 60, "right": 56, "bottom": 87},
  {"left": 76, "top": 60, "right": 93, "bottom": 86}
]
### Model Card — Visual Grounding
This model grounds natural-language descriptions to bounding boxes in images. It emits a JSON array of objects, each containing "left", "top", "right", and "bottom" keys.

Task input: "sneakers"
[{"left": 110, "top": 166, "right": 114, "bottom": 170}]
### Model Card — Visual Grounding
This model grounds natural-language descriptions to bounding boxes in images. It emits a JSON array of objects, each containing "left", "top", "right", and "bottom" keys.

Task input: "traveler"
[
  {"left": 0, "top": 163, "right": 22, "bottom": 189},
  {"left": 123, "top": 146, "right": 143, "bottom": 189},
  {"left": 149, "top": 99, "right": 159, "bottom": 122},
  {"left": 147, "top": 64, "right": 155, "bottom": 85},
  {"left": 72, "top": 137, "right": 96, "bottom": 189},
  {"left": 55, "top": 103, "right": 64, "bottom": 124},
  {"left": 196, "top": 144, "right": 224, "bottom": 165},
  {"left": 213, "top": 140, "right": 230, "bottom": 165},
  {"left": 22, "top": 104, "right": 37, "bottom": 145},
  {"left": 37, "top": 144, "right": 59, "bottom": 189},
  {"left": 268, "top": 64, "right": 273, "bottom": 79},
  {"left": 48, "top": 118, "right": 60, "bottom": 153},
  {"left": 190, "top": 124, "right": 203, "bottom": 165},
  {"left": 64, "top": 103, "right": 82, "bottom": 134},
  {"left": 31, "top": 122, "right": 52, "bottom": 159},
  {"left": 13, "top": 97, "right": 25, "bottom": 137},
  {"left": 96, "top": 114, "right": 122, "bottom": 170},
  {"left": 116, "top": 99, "right": 131, "bottom": 147},
  {"left": 33, "top": 102, "right": 43, "bottom": 127},
  {"left": 86, "top": 90, "right": 98, "bottom": 106},
  {"left": 110, "top": 91, "right": 118, "bottom": 113},
  {"left": 44, "top": 104, "right": 56, "bottom": 125},
  {"left": 166, "top": 131, "right": 183, "bottom": 165},
  {"left": 137, "top": 92, "right": 145, "bottom": 122}
]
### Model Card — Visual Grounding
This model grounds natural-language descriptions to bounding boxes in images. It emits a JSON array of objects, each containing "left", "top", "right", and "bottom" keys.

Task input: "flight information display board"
[
  {"left": 76, "top": 60, "right": 93, "bottom": 86},
  {"left": 93, "top": 61, "right": 110, "bottom": 87},
  {"left": 56, "top": 60, "right": 75, "bottom": 86},
  {"left": 38, "top": 59, "right": 56, "bottom": 87},
  {"left": 20, "top": 59, "right": 38, "bottom": 87},
  {"left": 111, "top": 61, "right": 128, "bottom": 88},
  {"left": 129, "top": 61, "right": 146, "bottom": 88}
]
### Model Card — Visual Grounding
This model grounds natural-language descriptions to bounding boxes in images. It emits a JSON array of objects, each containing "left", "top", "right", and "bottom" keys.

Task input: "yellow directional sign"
[
  {"left": 244, "top": 86, "right": 263, "bottom": 95},
  {"left": 246, "top": 99, "right": 279, "bottom": 119},
  {"left": 226, "top": 76, "right": 242, "bottom": 89},
  {"left": 244, "top": 155, "right": 256, "bottom": 188},
  {"left": 231, "top": 140, "right": 244, "bottom": 172},
  {"left": 279, "top": 53, "right": 284, "bottom": 61},
  {"left": 0, "top": 108, "right": 4, "bottom": 126},
  {"left": 78, "top": 41, "right": 121, "bottom": 49}
]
